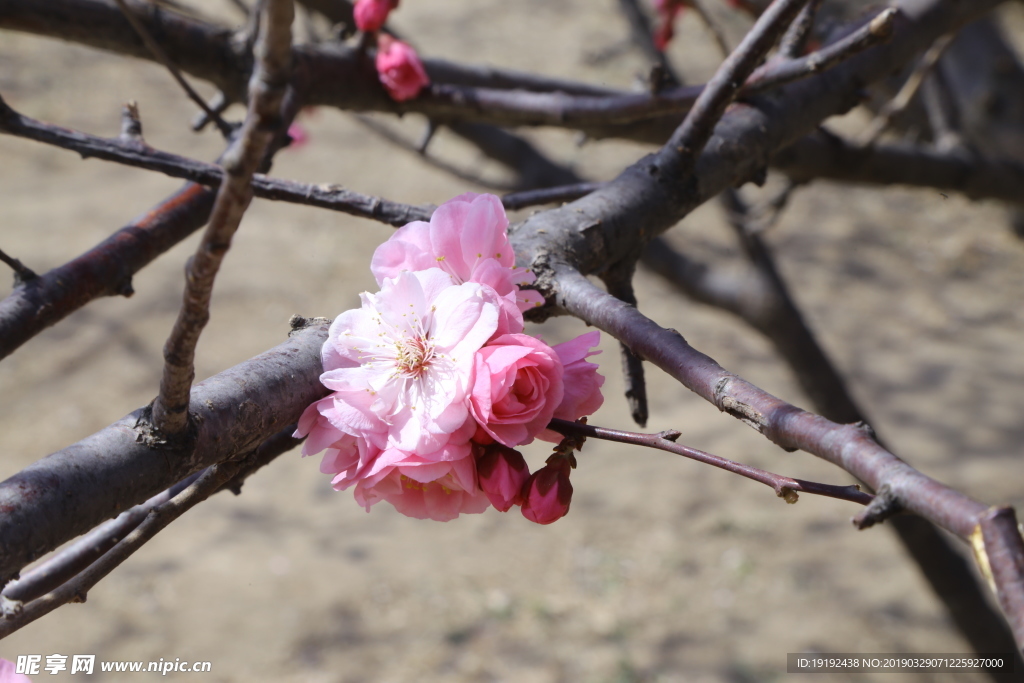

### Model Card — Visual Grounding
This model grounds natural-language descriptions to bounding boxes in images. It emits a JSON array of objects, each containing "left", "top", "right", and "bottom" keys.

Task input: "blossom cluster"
[
  {"left": 296, "top": 193, "right": 604, "bottom": 522},
  {"left": 353, "top": 0, "right": 431, "bottom": 101}
]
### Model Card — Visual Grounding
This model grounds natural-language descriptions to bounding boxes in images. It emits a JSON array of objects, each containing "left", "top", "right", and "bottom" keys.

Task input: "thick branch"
[
  {"left": 509, "top": 0, "right": 1007, "bottom": 286},
  {"left": 551, "top": 266, "right": 1024, "bottom": 650},
  {"left": 772, "top": 132, "right": 1024, "bottom": 207},
  {"left": 643, "top": 223, "right": 1024, "bottom": 674},
  {"left": 0, "top": 0, "right": 896, "bottom": 144},
  {"left": 667, "top": 0, "right": 811, "bottom": 167},
  {"left": 0, "top": 460, "right": 246, "bottom": 639},
  {"left": 0, "top": 182, "right": 215, "bottom": 362},
  {"left": 0, "top": 425, "right": 301, "bottom": 636},
  {"left": 0, "top": 322, "right": 329, "bottom": 586}
]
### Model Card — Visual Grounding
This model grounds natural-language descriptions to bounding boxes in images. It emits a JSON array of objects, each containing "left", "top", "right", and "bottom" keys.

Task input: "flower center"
[{"left": 394, "top": 334, "right": 434, "bottom": 378}]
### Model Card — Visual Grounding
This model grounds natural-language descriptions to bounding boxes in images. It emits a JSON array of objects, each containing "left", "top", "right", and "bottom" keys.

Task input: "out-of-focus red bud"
[
  {"left": 375, "top": 34, "right": 431, "bottom": 102},
  {"left": 652, "top": 0, "right": 687, "bottom": 52},
  {"left": 353, "top": 0, "right": 399, "bottom": 34},
  {"left": 476, "top": 444, "right": 530, "bottom": 512},
  {"left": 520, "top": 460, "right": 573, "bottom": 525}
]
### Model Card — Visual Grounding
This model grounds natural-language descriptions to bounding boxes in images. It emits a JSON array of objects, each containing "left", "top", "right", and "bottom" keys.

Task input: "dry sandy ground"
[{"left": 2, "top": 2, "right": 1024, "bottom": 681}]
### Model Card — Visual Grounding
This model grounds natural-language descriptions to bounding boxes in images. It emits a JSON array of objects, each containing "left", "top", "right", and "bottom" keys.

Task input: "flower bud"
[
  {"left": 476, "top": 444, "right": 530, "bottom": 512},
  {"left": 353, "top": 0, "right": 398, "bottom": 34},
  {"left": 375, "top": 35, "right": 431, "bottom": 102},
  {"left": 520, "top": 460, "right": 573, "bottom": 525}
]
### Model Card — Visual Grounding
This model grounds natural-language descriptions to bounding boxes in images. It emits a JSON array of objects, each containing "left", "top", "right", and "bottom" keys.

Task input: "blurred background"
[{"left": 2, "top": 1, "right": 1024, "bottom": 680}]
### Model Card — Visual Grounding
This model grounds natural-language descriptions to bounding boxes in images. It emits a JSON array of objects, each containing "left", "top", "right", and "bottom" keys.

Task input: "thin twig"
[
  {"left": 547, "top": 418, "right": 872, "bottom": 506},
  {"left": 0, "top": 323, "right": 330, "bottom": 588},
  {"left": 641, "top": 203, "right": 1024, "bottom": 669},
  {"left": 689, "top": 0, "right": 732, "bottom": 58},
  {"left": 353, "top": 115, "right": 517, "bottom": 192},
  {"left": 446, "top": 122, "right": 582, "bottom": 190},
  {"left": 771, "top": 131, "right": 1024, "bottom": 207},
  {"left": 119, "top": 101, "right": 144, "bottom": 142},
  {"left": 615, "top": 0, "right": 682, "bottom": 87},
  {"left": 501, "top": 182, "right": 605, "bottom": 211},
  {"left": 152, "top": 0, "right": 294, "bottom": 435},
  {"left": 919, "top": 69, "right": 964, "bottom": 151},
  {"left": 0, "top": 460, "right": 243, "bottom": 638},
  {"left": 111, "top": 0, "right": 234, "bottom": 139},
  {"left": 668, "top": 0, "right": 811, "bottom": 167},
  {"left": 0, "top": 247, "right": 37, "bottom": 284},
  {"left": 602, "top": 267, "right": 649, "bottom": 428},
  {"left": 0, "top": 95, "right": 432, "bottom": 228},
  {"left": 860, "top": 33, "right": 955, "bottom": 145},
  {"left": 0, "top": 471, "right": 203, "bottom": 609},
  {"left": 0, "top": 425, "right": 300, "bottom": 612},
  {"left": 777, "top": 0, "right": 823, "bottom": 59},
  {"left": 191, "top": 91, "right": 230, "bottom": 133},
  {"left": 746, "top": 9, "right": 898, "bottom": 95}
]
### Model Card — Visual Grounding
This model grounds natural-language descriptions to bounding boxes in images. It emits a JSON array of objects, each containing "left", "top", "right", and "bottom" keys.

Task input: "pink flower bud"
[
  {"left": 286, "top": 122, "right": 309, "bottom": 149},
  {"left": 375, "top": 35, "right": 430, "bottom": 102},
  {"left": 476, "top": 444, "right": 530, "bottom": 512},
  {"left": 353, "top": 0, "right": 398, "bottom": 34},
  {"left": 520, "top": 460, "right": 573, "bottom": 525}
]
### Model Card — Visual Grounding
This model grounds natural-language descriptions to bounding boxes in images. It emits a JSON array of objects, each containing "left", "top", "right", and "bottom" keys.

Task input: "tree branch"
[
  {"left": 550, "top": 265, "right": 1024, "bottom": 650},
  {"left": 0, "top": 247, "right": 37, "bottom": 285},
  {"left": 772, "top": 130, "right": 1024, "bottom": 207},
  {"left": 642, "top": 215, "right": 1024, "bottom": 674},
  {"left": 548, "top": 418, "right": 873, "bottom": 506},
  {"left": 0, "top": 424, "right": 300, "bottom": 636},
  {"left": 0, "top": 95, "right": 434, "bottom": 229},
  {"left": 0, "top": 460, "right": 246, "bottom": 638},
  {"left": 0, "top": 0, "right": 904, "bottom": 144},
  {"left": 0, "top": 320, "right": 329, "bottom": 587},
  {"left": 668, "top": 0, "right": 811, "bottom": 168},
  {"left": 152, "top": 0, "right": 295, "bottom": 435},
  {"left": 501, "top": 182, "right": 604, "bottom": 211},
  {"left": 111, "top": 0, "right": 234, "bottom": 138},
  {"left": 745, "top": 8, "right": 898, "bottom": 95},
  {"left": 0, "top": 181, "right": 216, "bottom": 362},
  {"left": 615, "top": 0, "right": 682, "bottom": 87},
  {"left": 777, "top": 0, "right": 823, "bottom": 59}
]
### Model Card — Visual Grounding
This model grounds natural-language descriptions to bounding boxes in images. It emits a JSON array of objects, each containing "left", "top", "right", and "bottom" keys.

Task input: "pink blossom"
[
  {"left": 0, "top": 660, "right": 31, "bottom": 682},
  {"left": 354, "top": 0, "right": 398, "bottom": 33},
  {"left": 536, "top": 331, "right": 605, "bottom": 442},
  {"left": 350, "top": 447, "right": 490, "bottom": 521},
  {"left": 296, "top": 192, "right": 605, "bottom": 523},
  {"left": 375, "top": 35, "right": 430, "bottom": 102},
  {"left": 470, "top": 334, "right": 564, "bottom": 447},
  {"left": 371, "top": 192, "right": 545, "bottom": 329},
  {"left": 552, "top": 331, "right": 605, "bottom": 420},
  {"left": 520, "top": 459, "right": 573, "bottom": 524},
  {"left": 476, "top": 443, "right": 530, "bottom": 511},
  {"left": 318, "top": 268, "right": 499, "bottom": 456}
]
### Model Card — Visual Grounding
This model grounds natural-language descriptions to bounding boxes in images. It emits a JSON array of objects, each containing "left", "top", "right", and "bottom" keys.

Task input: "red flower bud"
[
  {"left": 353, "top": 0, "right": 398, "bottom": 34},
  {"left": 476, "top": 444, "right": 530, "bottom": 512},
  {"left": 375, "top": 35, "right": 431, "bottom": 102},
  {"left": 520, "top": 460, "right": 573, "bottom": 525}
]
